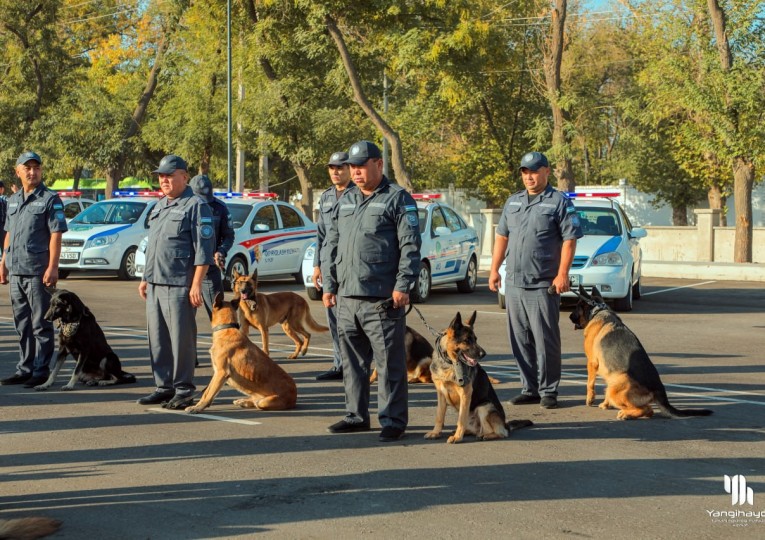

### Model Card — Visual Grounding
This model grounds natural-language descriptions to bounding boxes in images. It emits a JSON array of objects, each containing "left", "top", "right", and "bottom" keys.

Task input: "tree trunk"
[
  {"left": 72, "top": 166, "right": 83, "bottom": 192},
  {"left": 324, "top": 14, "right": 413, "bottom": 191},
  {"left": 291, "top": 162, "right": 313, "bottom": 218},
  {"left": 706, "top": 183, "right": 726, "bottom": 227},
  {"left": 542, "top": 0, "right": 575, "bottom": 193},
  {"left": 671, "top": 204, "right": 688, "bottom": 226},
  {"left": 732, "top": 157, "right": 753, "bottom": 263}
]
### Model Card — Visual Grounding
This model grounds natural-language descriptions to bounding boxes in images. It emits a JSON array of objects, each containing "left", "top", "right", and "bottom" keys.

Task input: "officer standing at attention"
[
  {"left": 190, "top": 174, "right": 235, "bottom": 321},
  {"left": 137, "top": 155, "right": 215, "bottom": 409},
  {"left": 0, "top": 152, "right": 68, "bottom": 388},
  {"left": 313, "top": 150, "right": 356, "bottom": 381},
  {"left": 321, "top": 140, "right": 421, "bottom": 442},
  {"left": 488, "top": 151, "right": 583, "bottom": 410}
]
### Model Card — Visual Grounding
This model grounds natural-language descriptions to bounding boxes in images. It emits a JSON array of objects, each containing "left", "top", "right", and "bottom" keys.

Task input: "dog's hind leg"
[
  {"left": 586, "top": 356, "right": 599, "bottom": 406},
  {"left": 186, "top": 371, "right": 230, "bottom": 414},
  {"left": 281, "top": 322, "right": 305, "bottom": 359},
  {"left": 34, "top": 349, "right": 69, "bottom": 391},
  {"left": 253, "top": 394, "right": 295, "bottom": 410}
]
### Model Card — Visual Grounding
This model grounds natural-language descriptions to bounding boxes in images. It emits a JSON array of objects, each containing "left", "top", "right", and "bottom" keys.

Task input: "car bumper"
[
  {"left": 59, "top": 245, "right": 121, "bottom": 272},
  {"left": 565, "top": 266, "right": 631, "bottom": 299}
]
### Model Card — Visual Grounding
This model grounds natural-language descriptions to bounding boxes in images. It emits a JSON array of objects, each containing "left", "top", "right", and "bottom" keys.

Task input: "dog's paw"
[
  {"left": 85, "top": 380, "right": 99, "bottom": 386},
  {"left": 287, "top": 354, "right": 298, "bottom": 360},
  {"left": 446, "top": 435, "right": 463, "bottom": 444},
  {"left": 61, "top": 385, "right": 75, "bottom": 391},
  {"left": 424, "top": 431, "right": 441, "bottom": 440},
  {"left": 33, "top": 384, "right": 50, "bottom": 392},
  {"left": 185, "top": 406, "right": 201, "bottom": 414},
  {"left": 586, "top": 396, "right": 596, "bottom": 406},
  {"left": 598, "top": 401, "right": 612, "bottom": 410}
]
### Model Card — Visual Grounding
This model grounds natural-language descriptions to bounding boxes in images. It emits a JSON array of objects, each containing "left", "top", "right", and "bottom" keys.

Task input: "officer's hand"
[
  {"left": 488, "top": 270, "right": 501, "bottom": 292},
  {"left": 312, "top": 266, "right": 322, "bottom": 290},
  {"left": 214, "top": 252, "right": 226, "bottom": 271},
  {"left": 392, "top": 290, "right": 409, "bottom": 309},
  {"left": 322, "top": 292, "right": 336, "bottom": 308},
  {"left": 189, "top": 284, "right": 203, "bottom": 308},
  {"left": 552, "top": 274, "right": 571, "bottom": 294},
  {"left": 0, "top": 263, "right": 7, "bottom": 285},
  {"left": 43, "top": 267, "right": 58, "bottom": 287},
  {"left": 138, "top": 280, "right": 148, "bottom": 300}
]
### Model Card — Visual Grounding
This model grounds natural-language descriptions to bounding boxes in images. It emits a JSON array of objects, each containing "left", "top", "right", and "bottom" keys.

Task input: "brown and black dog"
[
  {"left": 570, "top": 285, "right": 713, "bottom": 420},
  {"left": 231, "top": 269, "right": 328, "bottom": 359},
  {"left": 186, "top": 293, "right": 297, "bottom": 413},
  {"left": 37, "top": 288, "right": 135, "bottom": 391},
  {"left": 370, "top": 326, "right": 434, "bottom": 384},
  {"left": 425, "top": 311, "right": 532, "bottom": 443}
]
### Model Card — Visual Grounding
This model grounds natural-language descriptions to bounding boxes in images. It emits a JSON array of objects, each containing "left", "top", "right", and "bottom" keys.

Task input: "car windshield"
[
  {"left": 71, "top": 201, "right": 147, "bottom": 225},
  {"left": 227, "top": 203, "right": 252, "bottom": 229},
  {"left": 576, "top": 208, "right": 622, "bottom": 236}
]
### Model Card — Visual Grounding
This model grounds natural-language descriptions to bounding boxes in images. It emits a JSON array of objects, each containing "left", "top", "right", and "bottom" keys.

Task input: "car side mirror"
[
  {"left": 434, "top": 226, "right": 451, "bottom": 237},
  {"left": 253, "top": 223, "right": 270, "bottom": 233},
  {"left": 629, "top": 227, "right": 647, "bottom": 239}
]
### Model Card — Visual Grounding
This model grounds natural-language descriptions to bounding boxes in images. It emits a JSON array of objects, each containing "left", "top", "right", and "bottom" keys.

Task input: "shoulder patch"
[
  {"left": 407, "top": 213, "right": 418, "bottom": 226},
  {"left": 404, "top": 205, "right": 417, "bottom": 213},
  {"left": 201, "top": 216, "right": 213, "bottom": 223},
  {"left": 53, "top": 203, "right": 64, "bottom": 210},
  {"left": 566, "top": 205, "right": 576, "bottom": 214},
  {"left": 200, "top": 224, "right": 214, "bottom": 239},
  {"left": 55, "top": 211, "right": 65, "bottom": 221}
]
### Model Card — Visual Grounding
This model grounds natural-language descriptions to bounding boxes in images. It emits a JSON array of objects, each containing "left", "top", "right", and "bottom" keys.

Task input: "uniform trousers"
[
  {"left": 146, "top": 283, "right": 197, "bottom": 395},
  {"left": 10, "top": 275, "right": 54, "bottom": 377},
  {"left": 200, "top": 267, "right": 224, "bottom": 321},
  {"left": 326, "top": 303, "right": 342, "bottom": 370},
  {"left": 336, "top": 295, "right": 408, "bottom": 429},
  {"left": 505, "top": 286, "right": 561, "bottom": 397}
]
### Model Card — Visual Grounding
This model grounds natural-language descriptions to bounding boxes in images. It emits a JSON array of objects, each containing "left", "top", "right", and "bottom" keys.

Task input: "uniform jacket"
[
  {"left": 4, "top": 184, "right": 68, "bottom": 276},
  {"left": 142, "top": 186, "right": 215, "bottom": 287},
  {"left": 313, "top": 183, "right": 357, "bottom": 268},
  {"left": 322, "top": 176, "right": 421, "bottom": 298},
  {"left": 496, "top": 184, "right": 583, "bottom": 289}
]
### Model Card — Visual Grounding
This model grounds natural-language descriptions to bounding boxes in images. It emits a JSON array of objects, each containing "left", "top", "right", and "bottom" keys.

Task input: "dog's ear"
[
  {"left": 232, "top": 269, "right": 240, "bottom": 280},
  {"left": 230, "top": 296, "right": 240, "bottom": 312},
  {"left": 590, "top": 285, "right": 604, "bottom": 301},
  {"left": 579, "top": 284, "right": 589, "bottom": 299},
  {"left": 466, "top": 310, "right": 477, "bottom": 327},
  {"left": 213, "top": 292, "right": 224, "bottom": 309},
  {"left": 448, "top": 312, "right": 463, "bottom": 330},
  {"left": 251, "top": 267, "right": 258, "bottom": 282}
]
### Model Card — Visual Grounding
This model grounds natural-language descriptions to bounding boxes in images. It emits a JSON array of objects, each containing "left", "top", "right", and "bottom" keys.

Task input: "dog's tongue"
[
  {"left": 463, "top": 353, "right": 477, "bottom": 366},
  {"left": 240, "top": 292, "right": 248, "bottom": 300}
]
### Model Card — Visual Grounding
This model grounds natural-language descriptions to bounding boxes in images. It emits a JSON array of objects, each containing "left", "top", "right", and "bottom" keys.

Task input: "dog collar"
[
  {"left": 211, "top": 322, "right": 240, "bottom": 333},
  {"left": 589, "top": 303, "right": 610, "bottom": 318},
  {"left": 57, "top": 319, "right": 80, "bottom": 338}
]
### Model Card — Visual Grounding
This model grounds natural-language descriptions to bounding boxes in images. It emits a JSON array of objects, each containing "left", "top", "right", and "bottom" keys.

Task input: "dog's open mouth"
[{"left": 458, "top": 351, "right": 478, "bottom": 367}]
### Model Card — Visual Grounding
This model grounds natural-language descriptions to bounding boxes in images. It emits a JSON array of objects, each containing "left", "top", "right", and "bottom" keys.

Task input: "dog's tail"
[
  {"left": 303, "top": 312, "right": 329, "bottom": 333},
  {"left": 506, "top": 419, "right": 534, "bottom": 431},
  {"left": 656, "top": 390, "right": 713, "bottom": 418},
  {"left": 0, "top": 516, "right": 61, "bottom": 540}
]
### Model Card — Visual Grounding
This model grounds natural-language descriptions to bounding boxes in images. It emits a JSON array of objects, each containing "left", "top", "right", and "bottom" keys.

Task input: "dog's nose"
[{"left": 478, "top": 347, "right": 486, "bottom": 359}]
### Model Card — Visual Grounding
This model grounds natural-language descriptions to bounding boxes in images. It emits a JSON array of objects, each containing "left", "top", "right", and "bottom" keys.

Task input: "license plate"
[
  {"left": 569, "top": 275, "right": 580, "bottom": 286},
  {"left": 60, "top": 252, "right": 79, "bottom": 261}
]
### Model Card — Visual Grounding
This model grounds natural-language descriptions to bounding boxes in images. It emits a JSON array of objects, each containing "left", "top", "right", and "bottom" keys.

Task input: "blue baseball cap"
[
  {"left": 16, "top": 151, "right": 42, "bottom": 166},
  {"left": 346, "top": 140, "right": 382, "bottom": 166},
  {"left": 519, "top": 151, "right": 549, "bottom": 171},
  {"left": 152, "top": 154, "right": 188, "bottom": 174},
  {"left": 190, "top": 174, "right": 214, "bottom": 202},
  {"left": 327, "top": 151, "right": 349, "bottom": 167}
]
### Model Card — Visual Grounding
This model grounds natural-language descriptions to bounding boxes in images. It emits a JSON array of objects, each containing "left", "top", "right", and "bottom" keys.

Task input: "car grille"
[
  {"left": 61, "top": 239, "right": 84, "bottom": 247},
  {"left": 571, "top": 256, "right": 589, "bottom": 269}
]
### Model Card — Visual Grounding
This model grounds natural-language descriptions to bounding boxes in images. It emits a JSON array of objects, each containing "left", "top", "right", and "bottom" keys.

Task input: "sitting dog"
[
  {"left": 231, "top": 269, "right": 328, "bottom": 359},
  {"left": 186, "top": 293, "right": 297, "bottom": 413},
  {"left": 370, "top": 326, "right": 434, "bottom": 384},
  {"left": 37, "top": 288, "right": 135, "bottom": 391},
  {"left": 425, "top": 311, "right": 532, "bottom": 443},
  {"left": 569, "top": 285, "right": 713, "bottom": 420}
]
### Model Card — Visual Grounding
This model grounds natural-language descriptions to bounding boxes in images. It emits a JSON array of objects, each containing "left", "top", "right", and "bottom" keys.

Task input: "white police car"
[
  {"left": 135, "top": 192, "right": 317, "bottom": 289},
  {"left": 497, "top": 192, "right": 647, "bottom": 312},
  {"left": 58, "top": 191, "right": 96, "bottom": 222},
  {"left": 301, "top": 193, "right": 479, "bottom": 303},
  {"left": 59, "top": 191, "right": 162, "bottom": 280}
]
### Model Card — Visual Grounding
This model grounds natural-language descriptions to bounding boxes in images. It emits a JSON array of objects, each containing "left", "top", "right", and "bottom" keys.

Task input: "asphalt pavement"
[{"left": 0, "top": 274, "right": 763, "bottom": 539}]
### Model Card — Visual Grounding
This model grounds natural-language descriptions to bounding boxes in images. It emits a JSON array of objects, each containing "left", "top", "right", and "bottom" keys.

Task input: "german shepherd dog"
[
  {"left": 37, "top": 288, "right": 136, "bottom": 391},
  {"left": 0, "top": 516, "right": 61, "bottom": 539},
  {"left": 370, "top": 326, "right": 434, "bottom": 384},
  {"left": 425, "top": 312, "right": 532, "bottom": 443},
  {"left": 231, "top": 269, "right": 328, "bottom": 359},
  {"left": 569, "top": 285, "right": 713, "bottom": 420},
  {"left": 186, "top": 293, "right": 297, "bottom": 413}
]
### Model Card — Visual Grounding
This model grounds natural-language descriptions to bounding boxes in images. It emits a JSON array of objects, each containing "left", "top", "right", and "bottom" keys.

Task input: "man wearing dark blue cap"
[
  {"left": 137, "top": 155, "right": 215, "bottom": 408},
  {"left": 313, "top": 150, "right": 356, "bottom": 381},
  {"left": 489, "top": 151, "right": 582, "bottom": 409},
  {"left": 321, "top": 140, "right": 421, "bottom": 442},
  {"left": 0, "top": 151, "right": 68, "bottom": 387}
]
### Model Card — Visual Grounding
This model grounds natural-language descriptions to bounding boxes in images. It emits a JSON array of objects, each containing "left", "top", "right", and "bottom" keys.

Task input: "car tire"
[
  {"left": 306, "top": 286, "right": 322, "bottom": 301},
  {"left": 456, "top": 256, "right": 478, "bottom": 293},
  {"left": 411, "top": 262, "right": 431, "bottom": 304},
  {"left": 117, "top": 247, "right": 137, "bottom": 280},
  {"left": 632, "top": 276, "right": 642, "bottom": 300},
  {"left": 292, "top": 271, "right": 303, "bottom": 284},
  {"left": 498, "top": 291, "right": 506, "bottom": 310},
  {"left": 613, "top": 276, "right": 634, "bottom": 312},
  {"left": 58, "top": 270, "right": 70, "bottom": 279},
  {"left": 224, "top": 256, "right": 248, "bottom": 292}
]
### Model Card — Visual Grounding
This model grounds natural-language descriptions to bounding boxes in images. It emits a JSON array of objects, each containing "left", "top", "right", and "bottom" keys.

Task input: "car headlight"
[
  {"left": 138, "top": 236, "right": 149, "bottom": 253},
  {"left": 591, "top": 252, "right": 623, "bottom": 266},
  {"left": 304, "top": 245, "right": 315, "bottom": 260},
  {"left": 84, "top": 233, "right": 119, "bottom": 250}
]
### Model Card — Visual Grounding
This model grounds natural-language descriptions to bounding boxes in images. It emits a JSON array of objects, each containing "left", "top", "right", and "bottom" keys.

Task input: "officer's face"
[
  {"left": 158, "top": 170, "right": 189, "bottom": 199},
  {"left": 15, "top": 161, "right": 42, "bottom": 192},
  {"left": 328, "top": 164, "right": 351, "bottom": 190},
  {"left": 520, "top": 166, "right": 549, "bottom": 195},
  {"left": 349, "top": 158, "right": 383, "bottom": 195}
]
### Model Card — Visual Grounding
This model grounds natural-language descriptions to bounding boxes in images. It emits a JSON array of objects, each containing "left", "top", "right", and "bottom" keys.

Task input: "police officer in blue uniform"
[
  {"left": 313, "top": 150, "right": 356, "bottom": 381},
  {"left": 322, "top": 140, "right": 421, "bottom": 442},
  {"left": 190, "top": 174, "right": 235, "bottom": 321},
  {"left": 0, "top": 152, "right": 68, "bottom": 388},
  {"left": 137, "top": 155, "right": 215, "bottom": 409},
  {"left": 489, "top": 151, "right": 583, "bottom": 409}
]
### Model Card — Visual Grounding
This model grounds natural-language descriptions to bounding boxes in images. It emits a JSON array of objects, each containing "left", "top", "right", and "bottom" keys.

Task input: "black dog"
[{"left": 36, "top": 288, "right": 135, "bottom": 391}]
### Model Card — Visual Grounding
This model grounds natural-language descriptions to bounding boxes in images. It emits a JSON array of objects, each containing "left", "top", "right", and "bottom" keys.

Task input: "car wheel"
[
  {"left": 613, "top": 276, "right": 634, "bottom": 312},
  {"left": 498, "top": 291, "right": 506, "bottom": 310},
  {"left": 632, "top": 276, "right": 642, "bottom": 300},
  {"left": 58, "top": 270, "right": 70, "bottom": 279},
  {"left": 306, "top": 286, "right": 322, "bottom": 301},
  {"left": 117, "top": 247, "right": 137, "bottom": 280},
  {"left": 224, "top": 256, "right": 247, "bottom": 292},
  {"left": 456, "top": 256, "right": 478, "bottom": 293},
  {"left": 292, "top": 271, "right": 303, "bottom": 284},
  {"left": 411, "top": 262, "right": 431, "bottom": 303}
]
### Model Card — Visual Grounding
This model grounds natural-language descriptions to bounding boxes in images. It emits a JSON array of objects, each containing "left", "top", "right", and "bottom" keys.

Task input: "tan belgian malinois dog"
[
  {"left": 231, "top": 269, "right": 328, "bottom": 359},
  {"left": 186, "top": 293, "right": 297, "bottom": 413}
]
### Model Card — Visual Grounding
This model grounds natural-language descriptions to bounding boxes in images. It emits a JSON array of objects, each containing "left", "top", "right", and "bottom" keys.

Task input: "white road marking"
[
  {"left": 640, "top": 280, "right": 717, "bottom": 296},
  {"left": 147, "top": 408, "right": 262, "bottom": 425}
]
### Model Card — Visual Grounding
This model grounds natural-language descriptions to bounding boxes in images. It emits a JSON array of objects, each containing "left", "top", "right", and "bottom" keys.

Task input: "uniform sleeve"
[
  {"left": 394, "top": 192, "right": 422, "bottom": 294},
  {"left": 496, "top": 199, "right": 510, "bottom": 237},
  {"left": 320, "top": 202, "right": 340, "bottom": 294},
  {"left": 313, "top": 193, "right": 326, "bottom": 268},
  {"left": 559, "top": 196, "right": 583, "bottom": 241},
  {"left": 217, "top": 202, "right": 236, "bottom": 257},
  {"left": 193, "top": 201, "right": 215, "bottom": 266},
  {"left": 48, "top": 194, "right": 69, "bottom": 233}
]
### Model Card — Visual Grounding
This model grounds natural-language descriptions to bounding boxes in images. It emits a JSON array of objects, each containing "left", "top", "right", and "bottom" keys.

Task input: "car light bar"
[
  {"left": 412, "top": 193, "right": 442, "bottom": 200},
  {"left": 113, "top": 190, "right": 164, "bottom": 197},
  {"left": 57, "top": 191, "right": 82, "bottom": 197},
  {"left": 245, "top": 192, "right": 279, "bottom": 200},
  {"left": 567, "top": 192, "right": 621, "bottom": 198}
]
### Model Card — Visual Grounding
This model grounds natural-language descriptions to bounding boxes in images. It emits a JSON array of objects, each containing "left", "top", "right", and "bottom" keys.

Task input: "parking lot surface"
[{"left": 1, "top": 274, "right": 763, "bottom": 539}]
